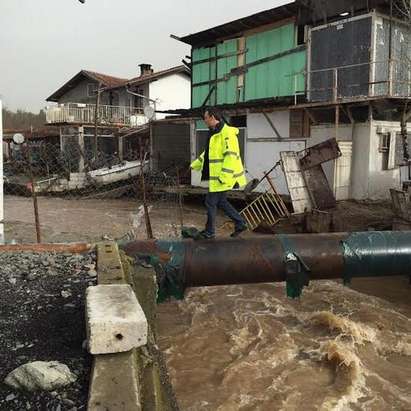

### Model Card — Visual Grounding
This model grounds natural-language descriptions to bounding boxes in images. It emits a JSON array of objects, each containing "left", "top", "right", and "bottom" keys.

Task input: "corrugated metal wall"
[
  {"left": 309, "top": 16, "right": 372, "bottom": 102},
  {"left": 191, "top": 22, "right": 306, "bottom": 108}
]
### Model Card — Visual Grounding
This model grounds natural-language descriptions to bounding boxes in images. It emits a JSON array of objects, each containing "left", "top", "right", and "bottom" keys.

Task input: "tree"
[{"left": 1, "top": 107, "right": 46, "bottom": 130}]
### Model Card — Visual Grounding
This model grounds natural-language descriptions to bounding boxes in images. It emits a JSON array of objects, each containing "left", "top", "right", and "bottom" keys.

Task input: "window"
[
  {"left": 133, "top": 88, "right": 145, "bottom": 109},
  {"left": 296, "top": 25, "right": 306, "bottom": 45},
  {"left": 379, "top": 133, "right": 391, "bottom": 171},
  {"left": 87, "top": 83, "right": 97, "bottom": 97}
]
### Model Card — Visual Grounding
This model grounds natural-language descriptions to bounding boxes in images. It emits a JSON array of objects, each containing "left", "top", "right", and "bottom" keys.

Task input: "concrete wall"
[
  {"left": 311, "top": 121, "right": 404, "bottom": 200},
  {"left": 149, "top": 74, "right": 190, "bottom": 120},
  {"left": 367, "top": 120, "right": 402, "bottom": 199},
  {"left": 350, "top": 123, "right": 372, "bottom": 200},
  {"left": 247, "top": 111, "right": 290, "bottom": 139}
]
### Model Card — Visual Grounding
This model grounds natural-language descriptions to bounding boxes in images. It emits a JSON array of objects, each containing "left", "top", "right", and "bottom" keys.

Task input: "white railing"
[{"left": 46, "top": 103, "right": 149, "bottom": 126}]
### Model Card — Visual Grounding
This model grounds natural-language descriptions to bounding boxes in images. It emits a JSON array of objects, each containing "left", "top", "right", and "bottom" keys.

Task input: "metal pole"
[
  {"left": 0, "top": 100, "right": 4, "bottom": 244},
  {"left": 139, "top": 151, "right": 153, "bottom": 239},
  {"left": 26, "top": 141, "right": 41, "bottom": 243}
]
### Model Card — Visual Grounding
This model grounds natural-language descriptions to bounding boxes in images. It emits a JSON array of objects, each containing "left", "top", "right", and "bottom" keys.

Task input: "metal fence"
[{"left": 2, "top": 134, "right": 186, "bottom": 244}]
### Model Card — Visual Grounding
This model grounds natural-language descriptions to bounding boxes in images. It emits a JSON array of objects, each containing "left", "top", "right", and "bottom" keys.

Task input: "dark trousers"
[{"left": 205, "top": 191, "right": 245, "bottom": 236}]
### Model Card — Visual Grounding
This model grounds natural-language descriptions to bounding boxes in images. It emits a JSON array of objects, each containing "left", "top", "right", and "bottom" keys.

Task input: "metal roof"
[
  {"left": 174, "top": 0, "right": 393, "bottom": 47},
  {"left": 175, "top": 3, "right": 298, "bottom": 46}
]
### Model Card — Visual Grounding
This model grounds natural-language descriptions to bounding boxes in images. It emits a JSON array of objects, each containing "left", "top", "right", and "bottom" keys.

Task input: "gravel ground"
[{"left": 0, "top": 251, "right": 97, "bottom": 411}]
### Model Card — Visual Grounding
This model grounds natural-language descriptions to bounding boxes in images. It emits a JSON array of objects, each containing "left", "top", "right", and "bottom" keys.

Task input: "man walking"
[{"left": 191, "top": 107, "right": 248, "bottom": 239}]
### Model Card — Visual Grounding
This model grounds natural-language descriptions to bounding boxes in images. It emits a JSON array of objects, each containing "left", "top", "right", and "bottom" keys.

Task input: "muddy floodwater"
[{"left": 157, "top": 280, "right": 411, "bottom": 410}]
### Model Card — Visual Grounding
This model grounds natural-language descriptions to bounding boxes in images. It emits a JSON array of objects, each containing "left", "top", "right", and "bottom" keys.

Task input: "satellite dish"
[
  {"left": 12, "top": 133, "right": 25, "bottom": 145},
  {"left": 143, "top": 105, "right": 155, "bottom": 120}
]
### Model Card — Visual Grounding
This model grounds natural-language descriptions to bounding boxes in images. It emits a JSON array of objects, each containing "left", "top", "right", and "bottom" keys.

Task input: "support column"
[
  {"left": 118, "top": 136, "right": 124, "bottom": 161},
  {"left": 78, "top": 126, "right": 85, "bottom": 172}
]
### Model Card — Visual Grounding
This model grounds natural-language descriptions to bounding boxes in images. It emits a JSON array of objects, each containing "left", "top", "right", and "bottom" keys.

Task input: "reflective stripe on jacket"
[{"left": 191, "top": 124, "right": 247, "bottom": 192}]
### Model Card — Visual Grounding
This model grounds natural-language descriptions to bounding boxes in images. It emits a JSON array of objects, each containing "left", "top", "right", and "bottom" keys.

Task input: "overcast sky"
[{"left": 0, "top": 0, "right": 291, "bottom": 112}]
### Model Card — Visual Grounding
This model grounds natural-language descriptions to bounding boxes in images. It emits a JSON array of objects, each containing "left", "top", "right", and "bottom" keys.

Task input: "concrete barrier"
[
  {"left": 87, "top": 241, "right": 179, "bottom": 411},
  {"left": 86, "top": 284, "right": 148, "bottom": 355}
]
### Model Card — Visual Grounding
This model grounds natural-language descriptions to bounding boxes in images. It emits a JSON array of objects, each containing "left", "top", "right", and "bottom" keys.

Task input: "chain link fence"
[{"left": 3, "top": 134, "right": 188, "bottom": 244}]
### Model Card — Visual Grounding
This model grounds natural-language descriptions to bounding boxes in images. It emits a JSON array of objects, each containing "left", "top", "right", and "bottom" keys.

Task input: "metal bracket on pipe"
[{"left": 278, "top": 235, "right": 310, "bottom": 298}]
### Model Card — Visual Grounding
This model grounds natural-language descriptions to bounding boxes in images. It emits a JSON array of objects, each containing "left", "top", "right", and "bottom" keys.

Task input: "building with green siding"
[{"left": 156, "top": 0, "right": 411, "bottom": 202}]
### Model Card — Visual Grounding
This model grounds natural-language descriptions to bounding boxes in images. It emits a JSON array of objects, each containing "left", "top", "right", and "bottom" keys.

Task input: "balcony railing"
[{"left": 46, "top": 103, "right": 149, "bottom": 126}]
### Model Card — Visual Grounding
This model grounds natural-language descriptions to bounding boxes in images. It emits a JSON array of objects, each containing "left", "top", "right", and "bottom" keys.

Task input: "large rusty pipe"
[
  {"left": 121, "top": 231, "right": 411, "bottom": 299},
  {"left": 182, "top": 234, "right": 346, "bottom": 287}
]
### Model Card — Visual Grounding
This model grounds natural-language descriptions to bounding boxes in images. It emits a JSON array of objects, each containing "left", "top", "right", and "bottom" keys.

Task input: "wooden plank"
[
  {"left": 0, "top": 243, "right": 92, "bottom": 253},
  {"left": 300, "top": 138, "right": 341, "bottom": 170},
  {"left": 302, "top": 165, "right": 336, "bottom": 210},
  {"left": 280, "top": 152, "right": 312, "bottom": 214}
]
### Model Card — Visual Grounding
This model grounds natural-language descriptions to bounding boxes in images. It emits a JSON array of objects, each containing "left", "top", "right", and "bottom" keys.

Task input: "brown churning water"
[{"left": 157, "top": 280, "right": 411, "bottom": 410}]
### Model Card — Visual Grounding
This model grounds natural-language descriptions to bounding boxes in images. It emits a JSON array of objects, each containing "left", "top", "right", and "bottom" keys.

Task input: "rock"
[
  {"left": 61, "top": 290, "right": 72, "bottom": 299},
  {"left": 63, "top": 398, "right": 75, "bottom": 407},
  {"left": 4, "top": 361, "right": 77, "bottom": 392},
  {"left": 8, "top": 277, "right": 17, "bottom": 285},
  {"left": 6, "top": 393, "right": 16, "bottom": 401},
  {"left": 88, "top": 270, "right": 97, "bottom": 278},
  {"left": 26, "top": 272, "right": 39, "bottom": 281},
  {"left": 47, "top": 257, "right": 56, "bottom": 266}
]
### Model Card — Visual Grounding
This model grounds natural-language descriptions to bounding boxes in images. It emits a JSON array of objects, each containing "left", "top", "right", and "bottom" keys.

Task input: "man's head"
[{"left": 203, "top": 107, "right": 222, "bottom": 128}]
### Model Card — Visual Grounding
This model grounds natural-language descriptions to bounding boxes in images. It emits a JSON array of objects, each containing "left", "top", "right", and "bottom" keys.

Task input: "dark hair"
[{"left": 203, "top": 107, "right": 222, "bottom": 121}]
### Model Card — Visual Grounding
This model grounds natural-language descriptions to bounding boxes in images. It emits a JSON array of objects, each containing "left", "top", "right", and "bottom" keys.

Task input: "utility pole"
[{"left": 94, "top": 82, "right": 102, "bottom": 159}]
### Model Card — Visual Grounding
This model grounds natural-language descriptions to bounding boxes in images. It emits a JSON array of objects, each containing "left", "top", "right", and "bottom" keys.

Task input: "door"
[{"left": 334, "top": 141, "right": 352, "bottom": 200}]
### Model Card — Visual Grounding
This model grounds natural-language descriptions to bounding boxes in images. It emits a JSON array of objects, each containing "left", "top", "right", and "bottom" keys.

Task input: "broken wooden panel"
[
  {"left": 299, "top": 138, "right": 341, "bottom": 170},
  {"left": 302, "top": 165, "right": 336, "bottom": 210},
  {"left": 280, "top": 152, "right": 312, "bottom": 214},
  {"left": 390, "top": 189, "right": 411, "bottom": 222}
]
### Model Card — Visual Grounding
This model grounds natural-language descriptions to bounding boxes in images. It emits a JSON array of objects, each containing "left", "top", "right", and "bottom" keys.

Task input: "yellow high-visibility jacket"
[{"left": 191, "top": 124, "right": 247, "bottom": 192}]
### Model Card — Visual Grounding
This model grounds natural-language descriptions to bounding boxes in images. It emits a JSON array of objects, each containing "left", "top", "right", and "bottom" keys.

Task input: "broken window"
[
  {"left": 379, "top": 133, "right": 391, "bottom": 171},
  {"left": 296, "top": 25, "right": 306, "bottom": 45}
]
